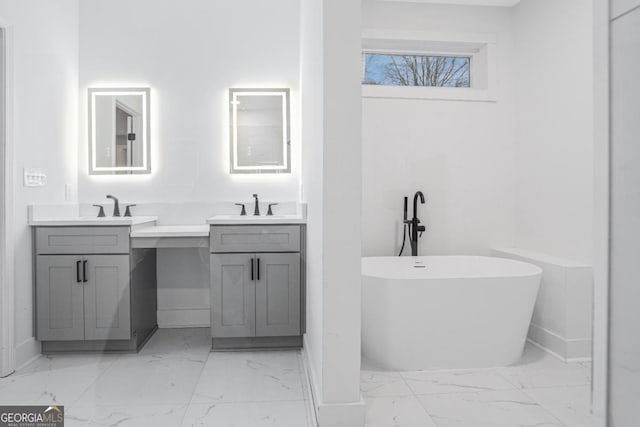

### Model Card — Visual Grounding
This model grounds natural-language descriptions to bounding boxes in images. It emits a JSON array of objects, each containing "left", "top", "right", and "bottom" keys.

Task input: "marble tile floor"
[
  {"left": 361, "top": 343, "right": 592, "bottom": 427},
  {"left": 0, "top": 328, "right": 314, "bottom": 427}
]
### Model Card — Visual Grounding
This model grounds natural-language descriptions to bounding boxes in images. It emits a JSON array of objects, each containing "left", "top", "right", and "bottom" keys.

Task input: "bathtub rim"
[{"left": 361, "top": 255, "right": 543, "bottom": 281}]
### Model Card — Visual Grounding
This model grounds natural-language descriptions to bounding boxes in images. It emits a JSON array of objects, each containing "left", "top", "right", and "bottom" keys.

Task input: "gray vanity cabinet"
[
  {"left": 211, "top": 252, "right": 301, "bottom": 339},
  {"left": 210, "top": 225, "right": 305, "bottom": 349},
  {"left": 34, "top": 226, "right": 157, "bottom": 353}
]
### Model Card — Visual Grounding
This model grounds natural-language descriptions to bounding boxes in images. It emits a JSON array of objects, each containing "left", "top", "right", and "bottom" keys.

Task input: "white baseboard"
[
  {"left": 316, "top": 400, "right": 366, "bottom": 427},
  {"left": 0, "top": 347, "right": 13, "bottom": 377},
  {"left": 528, "top": 324, "right": 592, "bottom": 362},
  {"left": 301, "top": 336, "right": 365, "bottom": 427},
  {"left": 301, "top": 336, "right": 321, "bottom": 424},
  {"left": 300, "top": 341, "right": 319, "bottom": 427},
  {"left": 157, "top": 308, "right": 210, "bottom": 328},
  {"left": 15, "top": 337, "right": 41, "bottom": 371}
]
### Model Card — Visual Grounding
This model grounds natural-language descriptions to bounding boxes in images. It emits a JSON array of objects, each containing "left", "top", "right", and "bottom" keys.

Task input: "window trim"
[{"left": 362, "top": 30, "right": 497, "bottom": 102}]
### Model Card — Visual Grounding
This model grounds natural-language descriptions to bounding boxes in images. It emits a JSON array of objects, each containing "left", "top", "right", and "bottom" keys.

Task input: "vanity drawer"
[
  {"left": 36, "top": 227, "right": 130, "bottom": 254},
  {"left": 210, "top": 225, "right": 300, "bottom": 253}
]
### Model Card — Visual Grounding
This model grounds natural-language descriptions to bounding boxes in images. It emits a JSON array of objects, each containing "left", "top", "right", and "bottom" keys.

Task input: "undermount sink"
[{"left": 207, "top": 214, "right": 305, "bottom": 225}]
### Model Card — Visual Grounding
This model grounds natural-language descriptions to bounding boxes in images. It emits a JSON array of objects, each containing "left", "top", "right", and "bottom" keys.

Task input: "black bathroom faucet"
[
  {"left": 253, "top": 194, "right": 260, "bottom": 216},
  {"left": 404, "top": 191, "right": 426, "bottom": 256},
  {"left": 106, "top": 194, "right": 120, "bottom": 217}
]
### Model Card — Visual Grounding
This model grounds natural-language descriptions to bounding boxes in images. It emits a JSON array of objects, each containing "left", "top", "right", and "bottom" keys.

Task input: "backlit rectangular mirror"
[
  {"left": 229, "top": 88, "right": 290, "bottom": 174},
  {"left": 88, "top": 87, "right": 151, "bottom": 175}
]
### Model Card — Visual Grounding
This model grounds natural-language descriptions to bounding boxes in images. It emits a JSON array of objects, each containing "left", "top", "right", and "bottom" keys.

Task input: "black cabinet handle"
[
  {"left": 83, "top": 260, "right": 88, "bottom": 283},
  {"left": 257, "top": 258, "right": 260, "bottom": 281},
  {"left": 76, "top": 260, "right": 81, "bottom": 283},
  {"left": 250, "top": 258, "right": 254, "bottom": 281}
]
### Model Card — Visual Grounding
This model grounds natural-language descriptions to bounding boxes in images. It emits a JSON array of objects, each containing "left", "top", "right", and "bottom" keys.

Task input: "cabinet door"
[
  {"left": 83, "top": 255, "right": 131, "bottom": 340},
  {"left": 36, "top": 255, "right": 85, "bottom": 341},
  {"left": 210, "top": 253, "right": 255, "bottom": 338},
  {"left": 255, "top": 253, "right": 300, "bottom": 337}
]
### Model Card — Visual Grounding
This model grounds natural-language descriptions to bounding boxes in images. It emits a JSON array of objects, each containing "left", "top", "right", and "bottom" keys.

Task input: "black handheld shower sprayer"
[
  {"left": 403, "top": 196, "right": 408, "bottom": 222},
  {"left": 399, "top": 197, "right": 409, "bottom": 256}
]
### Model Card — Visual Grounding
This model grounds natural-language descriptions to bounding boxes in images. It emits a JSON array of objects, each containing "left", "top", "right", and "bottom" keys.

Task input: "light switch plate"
[{"left": 23, "top": 168, "right": 46, "bottom": 187}]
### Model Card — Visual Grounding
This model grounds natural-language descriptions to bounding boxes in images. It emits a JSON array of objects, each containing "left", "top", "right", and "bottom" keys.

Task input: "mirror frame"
[
  {"left": 229, "top": 88, "right": 291, "bottom": 174},
  {"left": 88, "top": 87, "right": 151, "bottom": 175}
]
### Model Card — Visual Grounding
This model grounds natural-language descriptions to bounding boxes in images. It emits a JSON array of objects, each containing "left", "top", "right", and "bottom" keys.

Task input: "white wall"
[
  {"left": 78, "top": 0, "right": 300, "bottom": 204},
  {"left": 301, "top": 0, "right": 364, "bottom": 425},
  {"left": 300, "top": 0, "right": 324, "bottom": 406},
  {"left": 77, "top": 0, "right": 301, "bottom": 327},
  {"left": 0, "top": 0, "right": 79, "bottom": 368},
  {"left": 361, "top": 0, "right": 594, "bottom": 264},
  {"left": 513, "top": 0, "right": 594, "bottom": 265},
  {"left": 321, "top": 0, "right": 362, "bottom": 413},
  {"left": 591, "top": 0, "right": 610, "bottom": 421},
  {"left": 361, "top": 2, "right": 517, "bottom": 257},
  {"left": 608, "top": 0, "right": 640, "bottom": 424}
]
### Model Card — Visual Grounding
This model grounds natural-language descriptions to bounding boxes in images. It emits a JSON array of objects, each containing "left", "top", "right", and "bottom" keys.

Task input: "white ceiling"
[{"left": 377, "top": 0, "right": 521, "bottom": 7}]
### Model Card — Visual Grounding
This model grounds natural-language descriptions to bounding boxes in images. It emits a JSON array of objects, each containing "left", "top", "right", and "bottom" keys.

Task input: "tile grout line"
[
  {"left": 69, "top": 331, "right": 210, "bottom": 423},
  {"left": 5, "top": 332, "right": 312, "bottom": 425},
  {"left": 176, "top": 347, "right": 214, "bottom": 427},
  {"left": 519, "top": 387, "right": 571, "bottom": 427},
  {"left": 179, "top": 349, "right": 309, "bottom": 425},
  {"left": 399, "top": 370, "right": 442, "bottom": 426},
  {"left": 411, "top": 378, "right": 570, "bottom": 427},
  {"left": 65, "top": 356, "right": 119, "bottom": 410},
  {"left": 412, "top": 384, "right": 443, "bottom": 427},
  {"left": 402, "top": 365, "right": 577, "bottom": 427},
  {"left": 361, "top": 344, "right": 592, "bottom": 427}
]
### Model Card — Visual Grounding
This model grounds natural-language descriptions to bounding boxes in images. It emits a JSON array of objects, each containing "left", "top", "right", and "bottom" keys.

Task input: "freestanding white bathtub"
[{"left": 362, "top": 256, "right": 542, "bottom": 371}]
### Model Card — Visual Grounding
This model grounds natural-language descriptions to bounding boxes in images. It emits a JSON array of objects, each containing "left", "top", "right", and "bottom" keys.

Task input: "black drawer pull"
[
  {"left": 250, "top": 258, "right": 254, "bottom": 281},
  {"left": 257, "top": 258, "right": 260, "bottom": 281},
  {"left": 76, "top": 260, "right": 81, "bottom": 283},
  {"left": 83, "top": 260, "right": 88, "bottom": 283}
]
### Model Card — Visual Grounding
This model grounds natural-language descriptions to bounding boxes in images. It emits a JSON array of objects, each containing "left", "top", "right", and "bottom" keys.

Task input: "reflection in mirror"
[
  {"left": 230, "top": 88, "right": 290, "bottom": 174},
  {"left": 89, "top": 87, "right": 151, "bottom": 175}
]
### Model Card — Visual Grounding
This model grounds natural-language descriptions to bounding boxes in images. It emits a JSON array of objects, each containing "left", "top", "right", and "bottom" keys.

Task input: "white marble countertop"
[
  {"left": 130, "top": 225, "right": 210, "bottom": 238},
  {"left": 207, "top": 214, "right": 306, "bottom": 225},
  {"left": 29, "top": 216, "right": 158, "bottom": 227},
  {"left": 28, "top": 202, "right": 307, "bottom": 227}
]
